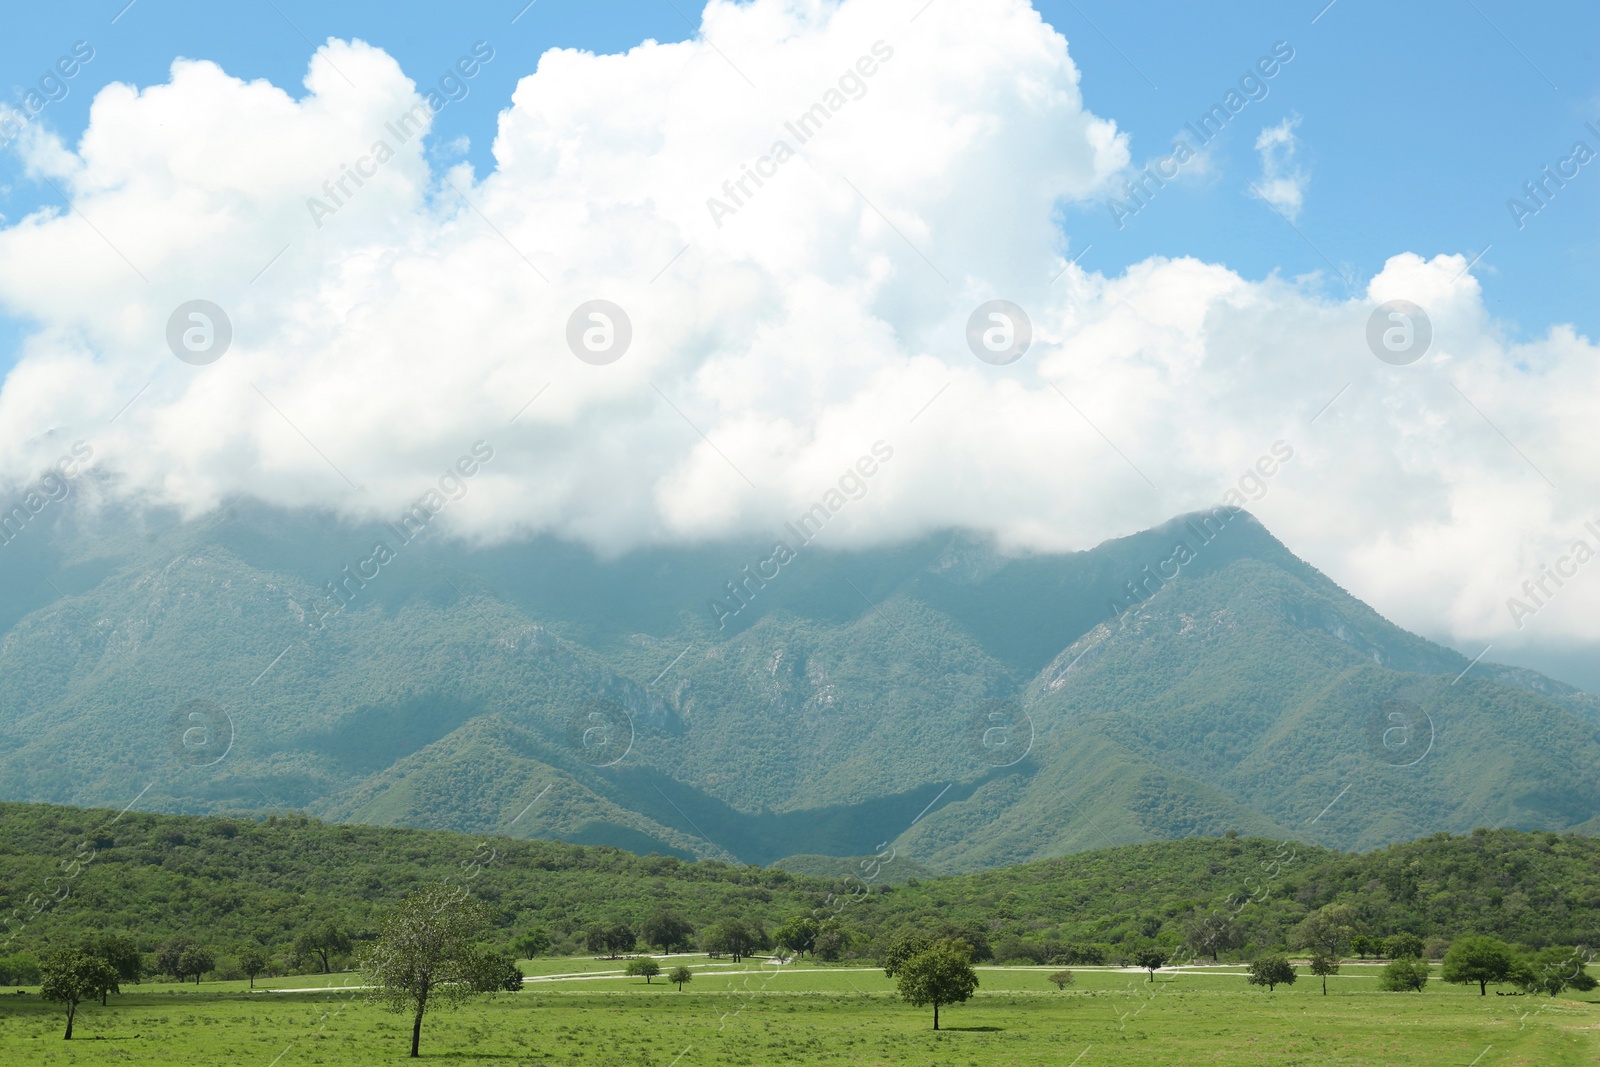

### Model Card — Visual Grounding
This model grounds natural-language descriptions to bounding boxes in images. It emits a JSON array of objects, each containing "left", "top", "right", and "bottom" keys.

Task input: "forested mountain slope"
[{"left": 0, "top": 500, "right": 1596, "bottom": 870}]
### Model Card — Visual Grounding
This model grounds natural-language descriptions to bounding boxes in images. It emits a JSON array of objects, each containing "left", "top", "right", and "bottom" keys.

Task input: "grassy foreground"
[{"left": 0, "top": 960, "right": 1595, "bottom": 1066}]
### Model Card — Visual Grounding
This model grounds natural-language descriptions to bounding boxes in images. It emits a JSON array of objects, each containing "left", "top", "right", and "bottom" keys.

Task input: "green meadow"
[{"left": 1, "top": 958, "right": 1594, "bottom": 1066}]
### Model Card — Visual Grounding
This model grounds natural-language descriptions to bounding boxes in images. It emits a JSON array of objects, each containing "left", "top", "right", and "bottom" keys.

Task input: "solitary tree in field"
[
  {"left": 1309, "top": 951, "right": 1338, "bottom": 995},
  {"left": 1510, "top": 947, "right": 1598, "bottom": 997},
  {"left": 1441, "top": 936, "right": 1516, "bottom": 995},
  {"left": 1378, "top": 957, "right": 1430, "bottom": 992},
  {"left": 40, "top": 949, "right": 118, "bottom": 1039},
  {"left": 361, "top": 884, "right": 494, "bottom": 1058},
  {"left": 1246, "top": 955, "right": 1296, "bottom": 992},
  {"left": 669, "top": 964, "right": 693, "bottom": 991},
  {"left": 895, "top": 940, "right": 978, "bottom": 1031},
  {"left": 239, "top": 949, "right": 268, "bottom": 989},
  {"left": 626, "top": 957, "right": 661, "bottom": 984},
  {"left": 1047, "top": 969, "right": 1075, "bottom": 990},
  {"left": 1132, "top": 947, "right": 1170, "bottom": 982}
]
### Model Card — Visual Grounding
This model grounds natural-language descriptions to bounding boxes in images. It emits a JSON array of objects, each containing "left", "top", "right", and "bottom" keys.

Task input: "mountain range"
[{"left": 1, "top": 495, "right": 1597, "bottom": 873}]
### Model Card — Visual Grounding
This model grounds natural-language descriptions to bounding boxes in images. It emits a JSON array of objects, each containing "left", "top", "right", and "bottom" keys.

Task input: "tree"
[
  {"left": 1308, "top": 951, "right": 1338, "bottom": 995},
  {"left": 1351, "top": 935, "right": 1379, "bottom": 959},
  {"left": 668, "top": 964, "right": 693, "bottom": 991},
  {"left": 177, "top": 945, "right": 215, "bottom": 985},
  {"left": 83, "top": 934, "right": 141, "bottom": 1004},
  {"left": 1246, "top": 955, "right": 1297, "bottom": 992},
  {"left": 1378, "top": 957, "right": 1430, "bottom": 992},
  {"left": 701, "top": 918, "right": 767, "bottom": 962},
  {"left": 1047, "top": 969, "right": 1075, "bottom": 990},
  {"left": 1384, "top": 933, "right": 1425, "bottom": 960},
  {"left": 1292, "top": 904, "right": 1358, "bottom": 962},
  {"left": 585, "top": 922, "right": 636, "bottom": 959},
  {"left": 894, "top": 940, "right": 978, "bottom": 1031},
  {"left": 626, "top": 957, "right": 661, "bottom": 984},
  {"left": 360, "top": 884, "right": 495, "bottom": 1058},
  {"left": 813, "top": 922, "right": 851, "bottom": 962},
  {"left": 294, "top": 921, "right": 352, "bottom": 974},
  {"left": 773, "top": 916, "right": 821, "bottom": 959},
  {"left": 513, "top": 927, "right": 552, "bottom": 959},
  {"left": 1511, "top": 947, "right": 1598, "bottom": 997},
  {"left": 40, "top": 949, "right": 118, "bottom": 1040},
  {"left": 1441, "top": 936, "right": 1516, "bottom": 995},
  {"left": 640, "top": 913, "right": 694, "bottom": 956},
  {"left": 239, "top": 949, "right": 268, "bottom": 990},
  {"left": 883, "top": 931, "right": 933, "bottom": 978},
  {"left": 467, "top": 948, "right": 523, "bottom": 993},
  {"left": 1133, "top": 947, "right": 1169, "bottom": 982},
  {"left": 155, "top": 936, "right": 198, "bottom": 981},
  {"left": 1183, "top": 909, "right": 1243, "bottom": 962}
]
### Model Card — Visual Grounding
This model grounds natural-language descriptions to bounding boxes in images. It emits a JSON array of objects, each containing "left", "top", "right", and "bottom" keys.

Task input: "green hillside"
[
  {"left": 3, "top": 801, "right": 1598, "bottom": 972},
  {"left": 0, "top": 502, "right": 1597, "bottom": 871}
]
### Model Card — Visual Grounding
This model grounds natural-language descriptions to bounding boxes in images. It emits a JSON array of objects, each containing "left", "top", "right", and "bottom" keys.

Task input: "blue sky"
[{"left": 2, "top": 0, "right": 1596, "bottom": 373}]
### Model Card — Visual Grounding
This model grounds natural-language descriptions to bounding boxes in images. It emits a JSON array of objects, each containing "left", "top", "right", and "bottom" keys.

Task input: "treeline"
[{"left": 4, "top": 802, "right": 1600, "bottom": 984}]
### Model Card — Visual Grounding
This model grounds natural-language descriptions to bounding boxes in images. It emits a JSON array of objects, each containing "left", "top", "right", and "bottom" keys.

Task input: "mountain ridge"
[{"left": 0, "top": 499, "right": 1596, "bottom": 873}]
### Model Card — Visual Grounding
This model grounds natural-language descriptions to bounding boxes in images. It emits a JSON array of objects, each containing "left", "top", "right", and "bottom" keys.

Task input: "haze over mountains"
[{"left": 2, "top": 496, "right": 1597, "bottom": 873}]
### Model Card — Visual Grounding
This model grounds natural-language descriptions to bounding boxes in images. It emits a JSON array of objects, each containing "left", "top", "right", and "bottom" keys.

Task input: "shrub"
[{"left": 1378, "top": 957, "right": 1430, "bottom": 992}]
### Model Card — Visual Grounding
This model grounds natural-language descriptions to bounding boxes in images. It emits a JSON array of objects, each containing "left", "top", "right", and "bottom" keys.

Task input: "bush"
[{"left": 1378, "top": 957, "right": 1430, "bottom": 992}]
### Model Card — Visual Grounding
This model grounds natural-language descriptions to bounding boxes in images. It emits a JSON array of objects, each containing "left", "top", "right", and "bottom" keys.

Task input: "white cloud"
[
  {"left": 0, "top": 0, "right": 1596, "bottom": 665},
  {"left": 1251, "top": 114, "right": 1306, "bottom": 219}
]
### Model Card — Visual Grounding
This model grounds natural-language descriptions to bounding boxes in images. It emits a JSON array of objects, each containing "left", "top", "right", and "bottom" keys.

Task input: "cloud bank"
[{"left": 0, "top": 0, "right": 1596, "bottom": 662}]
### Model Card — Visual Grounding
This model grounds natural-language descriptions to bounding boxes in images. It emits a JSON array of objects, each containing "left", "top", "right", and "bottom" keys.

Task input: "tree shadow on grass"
[
  {"left": 425, "top": 1054, "right": 528, "bottom": 1060},
  {"left": 941, "top": 1026, "right": 1003, "bottom": 1032}
]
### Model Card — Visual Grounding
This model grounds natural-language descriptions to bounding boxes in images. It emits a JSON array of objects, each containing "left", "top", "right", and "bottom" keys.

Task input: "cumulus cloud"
[
  {"left": 1251, "top": 114, "right": 1306, "bottom": 219},
  {"left": 0, "top": 0, "right": 1596, "bottom": 664}
]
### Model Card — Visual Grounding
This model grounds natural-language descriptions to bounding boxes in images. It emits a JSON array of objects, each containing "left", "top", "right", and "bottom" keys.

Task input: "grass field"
[{"left": 1, "top": 957, "right": 1595, "bottom": 1065}]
